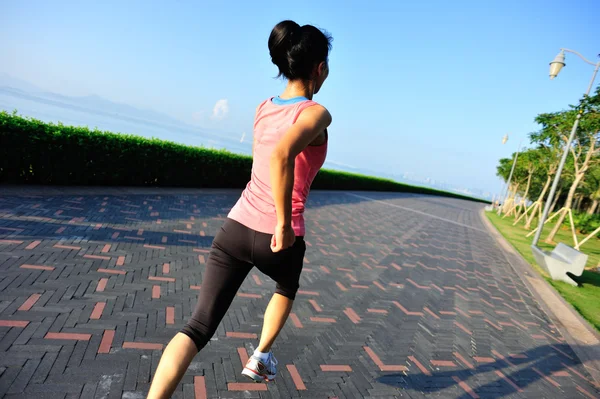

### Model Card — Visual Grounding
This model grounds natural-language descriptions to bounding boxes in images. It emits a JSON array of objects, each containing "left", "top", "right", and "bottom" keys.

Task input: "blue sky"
[{"left": 1, "top": 0, "right": 599, "bottom": 196}]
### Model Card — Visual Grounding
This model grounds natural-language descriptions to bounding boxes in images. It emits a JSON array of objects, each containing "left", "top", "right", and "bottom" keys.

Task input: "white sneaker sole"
[{"left": 241, "top": 367, "right": 276, "bottom": 383}]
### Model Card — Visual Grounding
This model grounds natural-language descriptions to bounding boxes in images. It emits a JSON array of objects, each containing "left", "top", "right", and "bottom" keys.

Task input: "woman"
[{"left": 147, "top": 19, "right": 332, "bottom": 398}]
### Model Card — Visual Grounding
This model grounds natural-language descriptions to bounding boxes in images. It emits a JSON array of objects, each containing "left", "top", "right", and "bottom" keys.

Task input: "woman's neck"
[{"left": 280, "top": 80, "right": 314, "bottom": 100}]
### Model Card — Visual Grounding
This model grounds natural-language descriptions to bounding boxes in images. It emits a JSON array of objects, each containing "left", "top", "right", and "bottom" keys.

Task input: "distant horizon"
[{"left": 0, "top": 76, "right": 491, "bottom": 200}]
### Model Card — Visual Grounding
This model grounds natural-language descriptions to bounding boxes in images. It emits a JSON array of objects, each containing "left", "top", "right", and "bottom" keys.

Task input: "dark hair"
[{"left": 268, "top": 20, "right": 332, "bottom": 81}]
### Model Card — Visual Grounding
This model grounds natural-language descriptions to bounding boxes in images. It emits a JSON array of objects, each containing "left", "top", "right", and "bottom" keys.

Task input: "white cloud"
[{"left": 211, "top": 99, "right": 229, "bottom": 120}]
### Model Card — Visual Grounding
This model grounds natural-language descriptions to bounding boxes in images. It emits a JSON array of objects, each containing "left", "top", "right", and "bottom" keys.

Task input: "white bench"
[{"left": 531, "top": 243, "right": 587, "bottom": 287}]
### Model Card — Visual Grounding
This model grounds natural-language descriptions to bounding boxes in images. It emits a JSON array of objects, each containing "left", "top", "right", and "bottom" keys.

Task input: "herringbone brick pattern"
[{"left": 0, "top": 190, "right": 598, "bottom": 398}]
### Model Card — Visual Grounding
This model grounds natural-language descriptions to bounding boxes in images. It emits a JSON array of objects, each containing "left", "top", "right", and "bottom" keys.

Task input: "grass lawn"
[{"left": 486, "top": 211, "right": 600, "bottom": 332}]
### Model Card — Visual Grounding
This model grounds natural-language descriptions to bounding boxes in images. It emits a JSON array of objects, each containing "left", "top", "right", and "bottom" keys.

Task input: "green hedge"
[{"left": 0, "top": 111, "right": 488, "bottom": 203}]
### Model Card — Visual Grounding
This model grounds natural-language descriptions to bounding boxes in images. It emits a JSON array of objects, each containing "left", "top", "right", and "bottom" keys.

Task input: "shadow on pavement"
[{"left": 377, "top": 343, "right": 600, "bottom": 398}]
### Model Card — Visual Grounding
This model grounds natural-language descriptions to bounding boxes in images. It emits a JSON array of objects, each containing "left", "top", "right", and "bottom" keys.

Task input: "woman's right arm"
[{"left": 269, "top": 105, "right": 332, "bottom": 252}]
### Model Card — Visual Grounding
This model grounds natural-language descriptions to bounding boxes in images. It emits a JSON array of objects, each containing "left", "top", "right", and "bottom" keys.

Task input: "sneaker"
[{"left": 241, "top": 353, "right": 278, "bottom": 382}]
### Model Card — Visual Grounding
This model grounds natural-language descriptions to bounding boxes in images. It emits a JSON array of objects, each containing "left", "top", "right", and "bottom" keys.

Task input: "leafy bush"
[
  {"left": 0, "top": 111, "right": 489, "bottom": 203},
  {"left": 570, "top": 212, "right": 600, "bottom": 236}
]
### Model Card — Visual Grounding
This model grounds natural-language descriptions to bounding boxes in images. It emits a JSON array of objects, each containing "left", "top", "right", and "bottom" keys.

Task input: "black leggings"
[{"left": 180, "top": 218, "right": 306, "bottom": 351}]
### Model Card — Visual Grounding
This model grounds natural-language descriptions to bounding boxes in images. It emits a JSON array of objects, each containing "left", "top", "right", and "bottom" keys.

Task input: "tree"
[
  {"left": 524, "top": 146, "right": 561, "bottom": 229},
  {"left": 582, "top": 164, "right": 600, "bottom": 215},
  {"left": 544, "top": 87, "right": 600, "bottom": 243},
  {"left": 496, "top": 152, "right": 527, "bottom": 214}
]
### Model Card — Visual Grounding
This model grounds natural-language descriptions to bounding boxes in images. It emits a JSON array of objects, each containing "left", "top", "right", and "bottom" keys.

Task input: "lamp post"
[
  {"left": 498, "top": 138, "right": 523, "bottom": 215},
  {"left": 531, "top": 49, "right": 600, "bottom": 247}
]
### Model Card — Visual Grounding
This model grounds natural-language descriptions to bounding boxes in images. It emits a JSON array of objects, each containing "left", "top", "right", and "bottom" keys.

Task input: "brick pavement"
[{"left": 0, "top": 189, "right": 599, "bottom": 398}]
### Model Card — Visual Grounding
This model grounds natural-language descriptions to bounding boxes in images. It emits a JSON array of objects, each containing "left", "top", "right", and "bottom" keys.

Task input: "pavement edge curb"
[{"left": 479, "top": 208, "right": 600, "bottom": 386}]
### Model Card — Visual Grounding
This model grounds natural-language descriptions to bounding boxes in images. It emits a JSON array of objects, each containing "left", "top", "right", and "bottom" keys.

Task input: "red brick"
[
  {"left": 532, "top": 366, "right": 560, "bottom": 388},
  {"left": 166, "top": 307, "right": 175, "bottom": 325},
  {"left": 373, "top": 281, "right": 387, "bottom": 291},
  {"left": 149, "top": 276, "right": 175, "bottom": 283},
  {"left": 90, "top": 302, "right": 106, "bottom": 320},
  {"left": 19, "top": 293, "right": 41, "bottom": 311},
  {"left": 226, "top": 332, "right": 257, "bottom": 339},
  {"left": 367, "top": 309, "right": 388, "bottom": 314},
  {"left": 309, "top": 299, "right": 322, "bottom": 312},
  {"left": 289, "top": 313, "right": 303, "bottom": 328},
  {"left": 577, "top": 386, "right": 598, "bottom": 399},
  {"left": 25, "top": 240, "right": 41, "bottom": 249},
  {"left": 454, "top": 321, "right": 472, "bottom": 335},
  {"left": 190, "top": 285, "right": 201, "bottom": 290},
  {"left": 144, "top": 244, "right": 165, "bottom": 250},
  {"left": 409, "top": 355, "right": 432, "bottom": 376},
  {"left": 298, "top": 290, "right": 319, "bottom": 296},
  {"left": 484, "top": 319, "right": 502, "bottom": 331},
  {"left": 321, "top": 365, "right": 352, "bottom": 372},
  {"left": 343, "top": 308, "right": 361, "bottom": 324},
  {"left": 454, "top": 352, "right": 474, "bottom": 369},
  {"left": 101, "top": 244, "right": 111, "bottom": 253},
  {"left": 122, "top": 342, "right": 164, "bottom": 350},
  {"left": 393, "top": 301, "right": 424, "bottom": 316},
  {"left": 453, "top": 376, "right": 479, "bottom": 399},
  {"left": 364, "top": 347, "right": 384, "bottom": 367},
  {"left": 237, "top": 347, "right": 249, "bottom": 366},
  {"left": 152, "top": 285, "right": 160, "bottom": 299},
  {"left": 98, "top": 330, "right": 115, "bottom": 354},
  {"left": 310, "top": 317, "right": 336, "bottom": 323},
  {"left": 228, "top": 383, "right": 267, "bottom": 391},
  {"left": 21, "top": 264, "right": 55, "bottom": 271},
  {"left": 0, "top": 239, "right": 24, "bottom": 244},
  {"left": 163, "top": 263, "right": 170, "bottom": 274},
  {"left": 551, "top": 345, "right": 574, "bottom": 360},
  {"left": 252, "top": 275, "right": 262, "bottom": 286},
  {"left": 474, "top": 356, "right": 495, "bottom": 363},
  {"left": 237, "top": 293, "right": 261, "bottom": 299},
  {"left": 98, "top": 268, "right": 126, "bottom": 275},
  {"left": 45, "top": 332, "right": 91, "bottom": 341},
  {"left": 424, "top": 307, "right": 440, "bottom": 320},
  {"left": 96, "top": 278, "right": 108, "bottom": 292},
  {"left": 0, "top": 320, "right": 29, "bottom": 328},
  {"left": 336, "top": 281, "right": 347, "bottom": 292},
  {"left": 431, "top": 360, "right": 456, "bottom": 367},
  {"left": 116, "top": 256, "right": 125, "bottom": 266},
  {"left": 287, "top": 364, "right": 307, "bottom": 390},
  {"left": 320, "top": 266, "right": 331, "bottom": 274}
]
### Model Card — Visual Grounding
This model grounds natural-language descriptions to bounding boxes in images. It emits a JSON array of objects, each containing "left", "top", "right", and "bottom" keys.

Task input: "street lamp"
[
  {"left": 531, "top": 49, "right": 600, "bottom": 247},
  {"left": 498, "top": 138, "right": 523, "bottom": 215},
  {"left": 549, "top": 51, "right": 566, "bottom": 80}
]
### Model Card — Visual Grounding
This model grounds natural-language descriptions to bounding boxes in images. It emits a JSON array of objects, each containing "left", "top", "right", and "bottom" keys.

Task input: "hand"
[{"left": 271, "top": 224, "right": 296, "bottom": 253}]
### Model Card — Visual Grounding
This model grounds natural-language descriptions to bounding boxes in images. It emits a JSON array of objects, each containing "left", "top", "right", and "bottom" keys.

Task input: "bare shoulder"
[{"left": 301, "top": 104, "right": 332, "bottom": 126}]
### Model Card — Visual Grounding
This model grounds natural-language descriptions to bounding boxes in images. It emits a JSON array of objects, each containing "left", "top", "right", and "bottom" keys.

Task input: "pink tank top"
[{"left": 228, "top": 97, "right": 328, "bottom": 236}]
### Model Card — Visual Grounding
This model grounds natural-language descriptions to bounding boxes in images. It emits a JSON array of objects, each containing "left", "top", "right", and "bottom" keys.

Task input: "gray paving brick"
[{"left": 1, "top": 191, "right": 598, "bottom": 398}]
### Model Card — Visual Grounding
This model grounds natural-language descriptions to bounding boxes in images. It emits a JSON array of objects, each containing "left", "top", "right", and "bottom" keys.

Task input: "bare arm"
[{"left": 270, "top": 105, "right": 332, "bottom": 229}]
